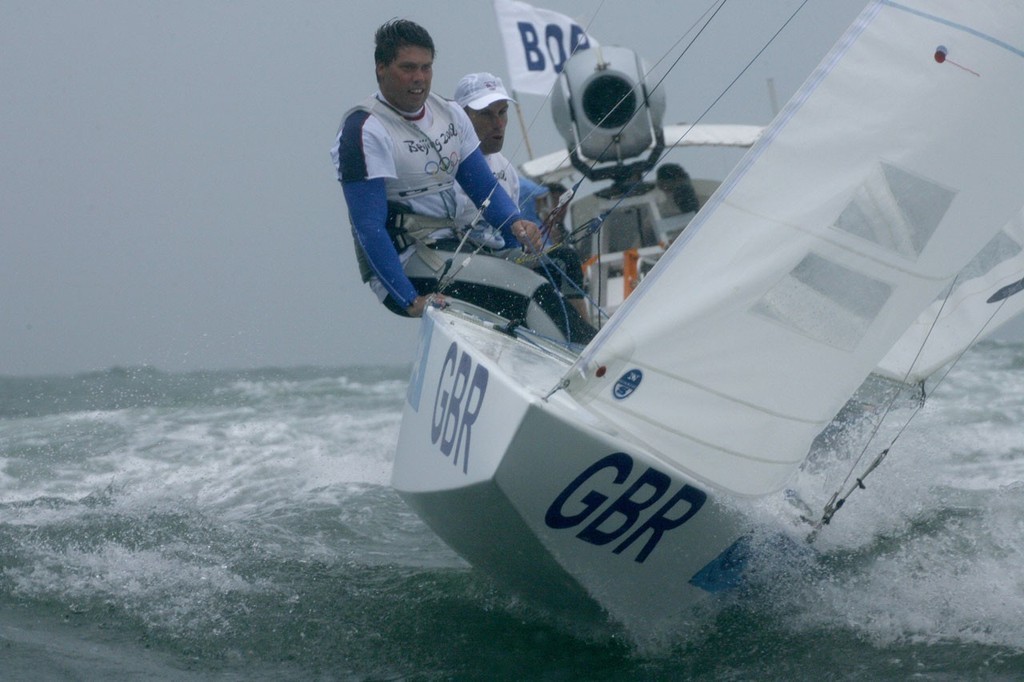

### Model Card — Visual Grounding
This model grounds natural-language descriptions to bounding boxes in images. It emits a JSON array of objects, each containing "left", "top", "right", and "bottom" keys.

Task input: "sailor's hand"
[
  {"left": 512, "top": 219, "right": 544, "bottom": 254},
  {"left": 406, "top": 293, "right": 448, "bottom": 317}
]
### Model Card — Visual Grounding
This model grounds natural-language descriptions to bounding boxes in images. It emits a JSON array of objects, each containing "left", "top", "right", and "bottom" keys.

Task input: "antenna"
[{"left": 766, "top": 77, "right": 780, "bottom": 116}]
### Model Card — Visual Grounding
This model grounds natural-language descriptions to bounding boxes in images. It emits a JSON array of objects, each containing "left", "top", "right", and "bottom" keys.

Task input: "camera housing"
[{"left": 551, "top": 45, "right": 666, "bottom": 186}]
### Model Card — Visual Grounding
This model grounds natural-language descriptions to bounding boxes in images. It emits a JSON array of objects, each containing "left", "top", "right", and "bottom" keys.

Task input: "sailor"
[
  {"left": 652, "top": 163, "right": 700, "bottom": 244},
  {"left": 330, "top": 19, "right": 543, "bottom": 319},
  {"left": 656, "top": 163, "right": 700, "bottom": 215},
  {"left": 451, "top": 72, "right": 595, "bottom": 337}
]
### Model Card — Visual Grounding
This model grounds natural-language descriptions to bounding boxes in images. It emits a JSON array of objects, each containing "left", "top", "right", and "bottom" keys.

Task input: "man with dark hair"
[
  {"left": 331, "top": 19, "right": 544, "bottom": 319},
  {"left": 372, "top": 18, "right": 433, "bottom": 69}
]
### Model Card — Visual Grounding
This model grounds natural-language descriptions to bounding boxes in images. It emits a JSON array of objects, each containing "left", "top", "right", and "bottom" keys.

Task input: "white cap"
[{"left": 454, "top": 72, "right": 515, "bottom": 110}]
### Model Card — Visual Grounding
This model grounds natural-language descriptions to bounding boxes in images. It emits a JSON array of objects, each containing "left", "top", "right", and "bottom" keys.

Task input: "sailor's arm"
[
  {"left": 456, "top": 149, "right": 543, "bottom": 253},
  {"left": 341, "top": 178, "right": 421, "bottom": 310},
  {"left": 404, "top": 293, "right": 448, "bottom": 317}
]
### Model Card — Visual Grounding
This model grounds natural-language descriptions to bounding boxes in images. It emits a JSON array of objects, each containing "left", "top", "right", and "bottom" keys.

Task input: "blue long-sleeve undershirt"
[{"left": 342, "top": 178, "right": 417, "bottom": 307}]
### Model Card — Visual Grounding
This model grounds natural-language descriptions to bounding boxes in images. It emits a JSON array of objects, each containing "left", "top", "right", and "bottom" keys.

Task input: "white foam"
[{"left": 759, "top": 349, "right": 1024, "bottom": 649}]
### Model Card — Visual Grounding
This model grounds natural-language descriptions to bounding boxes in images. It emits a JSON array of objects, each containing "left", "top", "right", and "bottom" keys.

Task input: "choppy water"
[{"left": 2, "top": 345, "right": 1023, "bottom": 680}]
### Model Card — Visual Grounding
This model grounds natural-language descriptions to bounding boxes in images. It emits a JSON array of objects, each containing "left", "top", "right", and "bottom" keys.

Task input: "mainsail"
[{"left": 564, "top": 0, "right": 1024, "bottom": 496}]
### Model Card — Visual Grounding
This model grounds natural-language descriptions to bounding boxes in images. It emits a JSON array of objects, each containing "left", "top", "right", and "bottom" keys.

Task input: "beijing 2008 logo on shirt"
[
  {"left": 612, "top": 369, "right": 643, "bottom": 400},
  {"left": 425, "top": 152, "right": 459, "bottom": 177}
]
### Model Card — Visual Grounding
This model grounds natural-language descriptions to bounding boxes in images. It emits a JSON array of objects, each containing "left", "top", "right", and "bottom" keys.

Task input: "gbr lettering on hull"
[
  {"left": 546, "top": 452, "right": 707, "bottom": 563},
  {"left": 430, "top": 341, "right": 488, "bottom": 474}
]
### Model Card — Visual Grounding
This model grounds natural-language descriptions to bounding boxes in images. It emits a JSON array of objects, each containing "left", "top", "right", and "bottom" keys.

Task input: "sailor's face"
[
  {"left": 466, "top": 100, "right": 509, "bottom": 155},
  {"left": 377, "top": 45, "right": 433, "bottom": 113}
]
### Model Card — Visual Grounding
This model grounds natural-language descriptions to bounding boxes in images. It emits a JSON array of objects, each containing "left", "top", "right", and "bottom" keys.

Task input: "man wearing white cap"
[
  {"left": 452, "top": 73, "right": 522, "bottom": 249},
  {"left": 453, "top": 72, "right": 594, "bottom": 331}
]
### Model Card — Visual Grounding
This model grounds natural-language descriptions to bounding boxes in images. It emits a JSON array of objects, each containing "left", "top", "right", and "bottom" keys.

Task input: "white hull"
[
  {"left": 393, "top": 307, "right": 754, "bottom": 634},
  {"left": 392, "top": 0, "right": 1024, "bottom": 637}
]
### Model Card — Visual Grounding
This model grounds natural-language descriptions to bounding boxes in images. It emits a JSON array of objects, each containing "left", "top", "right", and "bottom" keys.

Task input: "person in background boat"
[
  {"left": 656, "top": 163, "right": 700, "bottom": 215},
  {"left": 536, "top": 182, "right": 572, "bottom": 248},
  {"left": 655, "top": 163, "right": 700, "bottom": 243},
  {"left": 532, "top": 181, "right": 591, "bottom": 321},
  {"left": 330, "top": 19, "right": 544, "bottom": 318},
  {"left": 518, "top": 175, "right": 546, "bottom": 223},
  {"left": 452, "top": 72, "right": 593, "bottom": 327}
]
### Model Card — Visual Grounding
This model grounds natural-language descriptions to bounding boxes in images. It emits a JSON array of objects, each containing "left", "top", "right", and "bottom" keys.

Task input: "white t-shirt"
[{"left": 333, "top": 92, "right": 480, "bottom": 220}]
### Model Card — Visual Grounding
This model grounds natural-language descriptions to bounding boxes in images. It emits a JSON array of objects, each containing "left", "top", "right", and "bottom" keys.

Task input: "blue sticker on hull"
[
  {"left": 689, "top": 536, "right": 752, "bottom": 593},
  {"left": 612, "top": 369, "right": 643, "bottom": 400}
]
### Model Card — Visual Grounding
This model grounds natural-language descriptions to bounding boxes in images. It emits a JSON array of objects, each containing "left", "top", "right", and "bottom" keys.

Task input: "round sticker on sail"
[{"left": 612, "top": 369, "right": 643, "bottom": 400}]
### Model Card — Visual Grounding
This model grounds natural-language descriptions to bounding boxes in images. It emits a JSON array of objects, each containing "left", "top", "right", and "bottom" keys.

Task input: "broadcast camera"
[{"left": 551, "top": 45, "right": 666, "bottom": 189}]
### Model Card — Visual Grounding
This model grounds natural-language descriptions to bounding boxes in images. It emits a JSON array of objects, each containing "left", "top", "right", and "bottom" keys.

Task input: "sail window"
[
  {"left": 925, "top": 227, "right": 1024, "bottom": 305},
  {"left": 752, "top": 253, "right": 892, "bottom": 351},
  {"left": 958, "top": 227, "right": 1023, "bottom": 282},
  {"left": 834, "top": 162, "right": 956, "bottom": 260}
]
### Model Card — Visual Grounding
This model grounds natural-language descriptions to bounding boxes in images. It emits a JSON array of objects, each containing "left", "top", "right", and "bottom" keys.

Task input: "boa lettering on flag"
[{"left": 492, "top": 0, "right": 598, "bottom": 95}]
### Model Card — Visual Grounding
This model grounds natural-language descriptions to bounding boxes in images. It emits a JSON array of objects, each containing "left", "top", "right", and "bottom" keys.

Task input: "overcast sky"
[{"left": 4, "top": 0, "right": 1015, "bottom": 376}]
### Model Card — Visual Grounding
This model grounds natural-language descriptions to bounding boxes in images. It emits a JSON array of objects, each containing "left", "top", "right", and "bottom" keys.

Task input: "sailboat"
[{"left": 391, "top": 0, "right": 1024, "bottom": 635}]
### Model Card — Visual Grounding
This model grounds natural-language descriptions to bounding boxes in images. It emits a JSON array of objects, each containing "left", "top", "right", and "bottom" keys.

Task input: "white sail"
[
  {"left": 875, "top": 209, "right": 1024, "bottom": 385},
  {"left": 564, "top": 0, "right": 1024, "bottom": 496}
]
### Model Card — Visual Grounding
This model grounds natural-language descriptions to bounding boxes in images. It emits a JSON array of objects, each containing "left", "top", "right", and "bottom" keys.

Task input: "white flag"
[{"left": 492, "top": 0, "right": 598, "bottom": 96}]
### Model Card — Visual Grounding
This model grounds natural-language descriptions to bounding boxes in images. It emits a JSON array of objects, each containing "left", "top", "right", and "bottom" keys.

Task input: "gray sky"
[{"left": 4, "top": 0, "right": 1017, "bottom": 376}]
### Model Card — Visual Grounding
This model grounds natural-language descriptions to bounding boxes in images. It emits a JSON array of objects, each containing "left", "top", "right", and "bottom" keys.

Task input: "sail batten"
[{"left": 568, "top": 0, "right": 1024, "bottom": 496}]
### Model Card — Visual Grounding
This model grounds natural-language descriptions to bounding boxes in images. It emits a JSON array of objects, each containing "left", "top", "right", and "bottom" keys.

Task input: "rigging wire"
[
  {"left": 503, "top": 0, "right": 727, "bottom": 217},
  {"left": 589, "top": 0, "right": 725, "bottom": 167},
  {"left": 498, "top": 0, "right": 734, "bottom": 325},
  {"left": 449, "top": 0, "right": 814, "bottom": 340},
  {"left": 546, "top": 0, "right": 812, "bottom": 323},
  {"left": 658, "top": 0, "right": 811, "bottom": 151},
  {"left": 558, "top": 0, "right": 815, "bottom": 191},
  {"left": 808, "top": 280, "right": 1013, "bottom": 540},
  {"left": 558, "top": 0, "right": 730, "bottom": 196}
]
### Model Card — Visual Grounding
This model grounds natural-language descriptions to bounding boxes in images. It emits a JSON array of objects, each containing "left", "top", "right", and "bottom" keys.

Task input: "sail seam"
[
  {"left": 592, "top": 400, "right": 814, "bottom": 467},
  {"left": 597, "top": 362, "right": 829, "bottom": 426}
]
